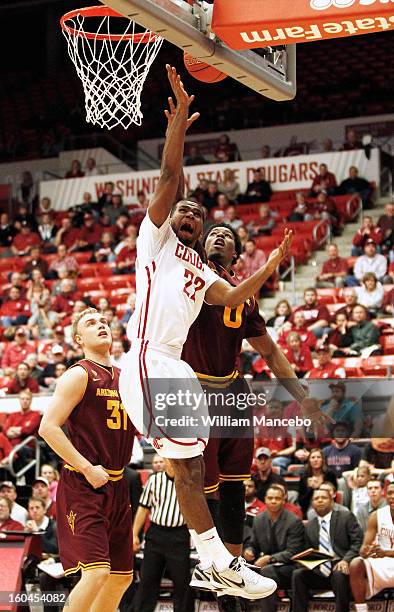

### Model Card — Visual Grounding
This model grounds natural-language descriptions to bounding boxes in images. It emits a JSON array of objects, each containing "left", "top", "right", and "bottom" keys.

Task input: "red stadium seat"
[
  {"left": 331, "top": 358, "right": 363, "bottom": 377},
  {"left": 79, "top": 263, "right": 115, "bottom": 278},
  {"left": 362, "top": 356, "right": 393, "bottom": 377},
  {"left": 77, "top": 277, "right": 105, "bottom": 291},
  {"left": 138, "top": 469, "right": 152, "bottom": 485},
  {"left": 105, "top": 275, "right": 136, "bottom": 289},
  {"left": 286, "top": 464, "right": 304, "bottom": 475},
  {"left": 86, "top": 290, "right": 110, "bottom": 302},
  {"left": 316, "top": 288, "right": 340, "bottom": 304},
  {"left": 271, "top": 190, "right": 297, "bottom": 201},
  {"left": 74, "top": 252, "right": 92, "bottom": 264},
  {"left": 380, "top": 335, "right": 394, "bottom": 355}
]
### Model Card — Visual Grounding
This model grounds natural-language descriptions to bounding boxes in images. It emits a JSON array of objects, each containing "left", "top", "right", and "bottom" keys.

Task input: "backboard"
[{"left": 99, "top": 0, "right": 297, "bottom": 101}]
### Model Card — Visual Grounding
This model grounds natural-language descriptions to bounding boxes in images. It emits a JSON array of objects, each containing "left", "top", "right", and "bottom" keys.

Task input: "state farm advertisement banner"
[
  {"left": 40, "top": 149, "right": 380, "bottom": 210},
  {"left": 212, "top": 0, "right": 394, "bottom": 48}
]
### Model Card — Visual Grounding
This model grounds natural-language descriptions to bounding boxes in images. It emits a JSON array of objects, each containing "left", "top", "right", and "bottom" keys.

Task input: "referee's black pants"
[{"left": 137, "top": 523, "right": 193, "bottom": 612}]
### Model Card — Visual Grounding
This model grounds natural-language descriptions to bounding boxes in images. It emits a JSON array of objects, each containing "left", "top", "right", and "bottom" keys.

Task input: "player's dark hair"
[{"left": 203, "top": 222, "right": 242, "bottom": 263}]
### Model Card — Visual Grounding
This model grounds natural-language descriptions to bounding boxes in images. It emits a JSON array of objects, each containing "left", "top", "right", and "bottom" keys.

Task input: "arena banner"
[
  {"left": 212, "top": 0, "right": 394, "bottom": 49},
  {"left": 40, "top": 148, "right": 379, "bottom": 210}
]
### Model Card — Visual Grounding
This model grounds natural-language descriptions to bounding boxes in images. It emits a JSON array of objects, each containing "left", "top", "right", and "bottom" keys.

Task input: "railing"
[
  {"left": 5, "top": 436, "right": 40, "bottom": 479},
  {"left": 280, "top": 255, "right": 296, "bottom": 305},
  {"left": 312, "top": 219, "right": 331, "bottom": 248},
  {"left": 346, "top": 194, "right": 362, "bottom": 222}
]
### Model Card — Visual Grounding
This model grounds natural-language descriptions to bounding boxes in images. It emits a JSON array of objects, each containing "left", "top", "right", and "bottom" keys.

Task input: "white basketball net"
[{"left": 62, "top": 12, "right": 163, "bottom": 130}]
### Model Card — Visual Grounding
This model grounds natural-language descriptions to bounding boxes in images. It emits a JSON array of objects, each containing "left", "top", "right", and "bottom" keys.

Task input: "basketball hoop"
[{"left": 60, "top": 6, "right": 163, "bottom": 130}]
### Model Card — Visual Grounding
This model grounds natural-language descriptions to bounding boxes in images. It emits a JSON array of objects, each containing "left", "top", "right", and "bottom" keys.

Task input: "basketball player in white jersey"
[
  {"left": 120, "top": 65, "right": 318, "bottom": 600},
  {"left": 349, "top": 482, "right": 394, "bottom": 611}
]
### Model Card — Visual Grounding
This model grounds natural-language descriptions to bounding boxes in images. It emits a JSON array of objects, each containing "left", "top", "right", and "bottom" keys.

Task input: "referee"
[{"left": 132, "top": 458, "right": 193, "bottom": 612}]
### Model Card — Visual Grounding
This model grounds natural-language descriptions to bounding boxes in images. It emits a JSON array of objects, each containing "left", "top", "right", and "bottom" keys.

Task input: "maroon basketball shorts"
[
  {"left": 56, "top": 467, "right": 133, "bottom": 577},
  {"left": 201, "top": 376, "right": 254, "bottom": 494}
]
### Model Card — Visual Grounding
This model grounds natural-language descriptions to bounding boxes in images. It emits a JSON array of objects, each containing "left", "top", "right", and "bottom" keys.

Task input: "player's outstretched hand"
[
  {"left": 266, "top": 229, "right": 293, "bottom": 269},
  {"left": 300, "top": 397, "right": 335, "bottom": 438},
  {"left": 164, "top": 95, "right": 199, "bottom": 131},
  {"left": 165, "top": 64, "right": 200, "bottom": 126},
  {"left": 83, "top": 464, "right": 109, "bottom": 489}
]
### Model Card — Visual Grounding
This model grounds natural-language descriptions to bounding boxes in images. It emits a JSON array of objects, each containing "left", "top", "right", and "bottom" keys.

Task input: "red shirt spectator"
[
  {"left": 0, "top": 432, "right": 13, "bottom": 461},
  {"left": 291, "top": 288, "right": 330, "bottom": 330},
  {"left": 11, "top": 225, "right": 41, "bottom": 256},
  {"left": 65, "top": 159, "right": 85, "bottom": 178},
  {"left": 78, "top": 214, "right": 103, "bottom": 247},
  {"left": 304, "top": 346, "right": 346, "bottom": 379},
  {"left": 278, "top": 312, "right": 317, "bottom": 350},
  {"left": 3, "top": 390, "right": 41, "bottom": 447},
  {"left": 6, "top": 362, "right": 39, "bottom": 395},
  {"left": 246, "top": 497, "right": 266, "bottom": 518},
  {"left": 0, "top": 288, "right": 31, "bottom": 322},
  {"left": 310, "top": 163, "right": 337, "bottom": 195},
  {"left": 116, "top": 238, "right": 137, "bottom": 272},
  {"left": 0, "top": 498, "right": 24, "bottom": 541},
  {"left": 247, "top": 204, "right": 277, "bottom": 236},
  {"left": 52, "top": 280, "right": 80, "bottom": 316},
  {"left": 55, "top": 218, "right": 82, "bottom": 250},
  {"left": 282, "top": 333, "right": 314, "bottom": 377},
  {"left": 1, "top": 328, "right": 36, "bottom": 373},
  {"left": 254, "top": 400, "right": 295, "bottom": 454},
  {"left": 352, "top": 216, "right": 383, "bottom": 249},
  {"left": 316, "top": 244, "right": 349, "bottom": 286}
]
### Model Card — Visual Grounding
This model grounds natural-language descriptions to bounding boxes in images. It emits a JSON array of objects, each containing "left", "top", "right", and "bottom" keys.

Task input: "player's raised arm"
[
  {"left": 148, "top": 65, "right": 199, "bottom": 228},
  {"left": 206, "top": 230, "right": 293, "bottom": 308},
  {"left": 39, "top": 366, "right": 109, "bottom": 489}
]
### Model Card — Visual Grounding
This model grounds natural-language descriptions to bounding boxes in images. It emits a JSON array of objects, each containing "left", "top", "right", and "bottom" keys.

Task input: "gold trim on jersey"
[
  {"left": 196, "top": 370, "right": 239, "bottom": 389},
  {"left": 110, "top": 570, "right": 134, "bottom": 577},
  {"left": 84, "top": 358, "right": 115, "bottom": 380},
  {"left": 64, "top": 464, "right": 124, "bottom": 481},
  {"left": 204, "top": 483, "right": 220, "bottom": 494},
  {"left": 64, "top": 561, "right": 111, "bottom": 576}
]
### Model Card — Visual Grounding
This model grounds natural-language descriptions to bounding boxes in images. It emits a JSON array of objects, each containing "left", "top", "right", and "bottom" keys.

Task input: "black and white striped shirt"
[{"left": 139, "top": 471, "right": 185, "bottom": 528}]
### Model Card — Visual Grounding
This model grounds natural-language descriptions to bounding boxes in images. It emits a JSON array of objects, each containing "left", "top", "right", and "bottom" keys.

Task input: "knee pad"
[{"left": 219, "top": 481, "right": 245, "bottom": 545}]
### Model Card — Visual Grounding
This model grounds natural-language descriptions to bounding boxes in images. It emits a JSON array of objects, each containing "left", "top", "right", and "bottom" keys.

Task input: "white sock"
[
  {"left": 354, "top": 605, "right": 368, "bottom": 612},
  {"left": 199, "top": 527, "right": 234, "bottom": 571},
  {"left": 189, "top": 529, "right": 212, "bottom": 570}
]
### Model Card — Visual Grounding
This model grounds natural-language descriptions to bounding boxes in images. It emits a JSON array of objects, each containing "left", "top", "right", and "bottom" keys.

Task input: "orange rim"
[{"left": 60, "top": 5, "right": 160, "bottom": 42}]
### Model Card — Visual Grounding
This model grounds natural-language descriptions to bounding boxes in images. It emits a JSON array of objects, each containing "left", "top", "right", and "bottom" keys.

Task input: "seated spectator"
[
  {"left": 340, "top": 304, "right": 381, "bottom": 357},
  {"left": 327, "top": 312, "right": 352, "bottom": 356},
  {"left": 377, "top": 202, "right": 394, "bottom": 254},
  {"left": 0, "top": 481, "right": 28, "bottom": 525},
  {"left": 323, "top": 422, "right": 362, "bottom": 479},
  {"left": 289, "top": 192, "right": 314, "bottom": 222},
  {"left": 75, "top": 213, "right": 103, "bottom": 251},
  {"left": 339, "top": 166, "right": 373, "bottom": 208},
  {"left": 0, "top": 212, "right": 16, "bottom": 248},
  {"left": 352, "top": 216, "right": 383, "bottom": 256},
  {"left": 309, "top": 162, "right": 337, "bottom": 197},
  {"left": 305, "top": 343, "right": 346, "bottom": 379},
  {"left": 236, "top": 225, "right": 249, "bottom": 250},
  {"left": 115, "top": 237, "right": 137, "bottom": 274},
  {"left": 292, "top": 488, "right": 363, "bottom": 612},
  {"left": 37, "top": 212, "right": 57, "bottom": 251},
  {"left": 26, "top": 270, "right": 49, "bottom": 304},
  {"left": 28, "top": 292, "right": 58, "bottom": 339},
  {"left": 90, "top": 231, "right": 116, "bottom": 263},
  {"left": 291, "top": 287, "right": 330, "bottom": 338},
  {"left": 255, "top": 400, "right": 296, "bottom": 474},
  {"left": 383, "top": 286, "right": 394, "bottom": 315},
  {"left": 184, "top": 144, "right": 208, "bottom": 166},
  {"left": 54, "top": 216, "right": 82, "bottom": 252},
  {"left": 22, "top": 246, "right": 49, "bottom": 280},
  {"left": 110, "top": 339, "right": 128, "bottom": 369},
  {"left": 40, "top": 465, "right": 59, "bottom": 502},
  {"left": 25, "top": 496, "right": 58, "bottom": 552},
  {"left": 356, "top": 479, "right": 386, "bottom": 534},
  {"left": 3, "top": 389, "right": 41, "bottom": 476},
  {"left": 6, "top": 362, "right": 39, "bottom": 395},
  {"left": 52, "top": 279, "right": 79, "bottom": 319},
  {"left": 266, "top": 299, "right": 292, "bottom": 332},
  {"left": 103, "top": 191, "right": 129, "bottom": 225},
  {"left": 212, "top": 193, "right": 230, "bottom": 221},
  {"left": 311, "top": 191, "right": 341, "bottom": 233},
  {"left": 349, "top": 482, "right": 394, "bottom": 611},
  {"left": 39, "top": 344, "right": 66, "bottom": 388},
  {"left": 190, "top": 178, "right": 208, "bottom": 205},
  {"left": 32, "top": 477, "right": 56, "bottom": 519},
  {"left": 244, "top": 478, "right": 265, "bottom": 525},
  {"left": 307, "top": 481, "right": 349, "bottom": 520},
  {"left": 218, "top": 169, "right": 240, "bottom": 202},
  {"left": 241, "top": 169, "right": 272, "bottom": 203},
  {"left": 252, "top": 447, "right": 286, "bottom": 501},
  {"left": 355, "top": 273, "right": 384, "bottom": 316},
  {"left": 348, "top": 239, "right": 391, "bottom": 286},
  {"left": 0, "top": 287, "right": 31, "bottom": 327},
  {"left": 11, "top": 222, "right": 41, "bottom": 257},
  {"left": 321, "top": 381, "right": 362, "bottom": 438},
  {"left": 283, "top": 332, "right": 313, "bottom": 378},
  {"left": 239, "top": 239, "right": 267, "bottom": 279},
  {"left": 65, "top": 159, "right": 84, "bottom": 179},
  {"left": 36, "top": 196, "right": 54, "bottom": 218},
  {"left": 343, "top": 466, "right": 372, "bottom": 515},
  {"left": 14, "top": 204, "right": 37, "bottom": 232},
  {"left": 97, "top": 180, "right": 115, "bottom": 211},
  {"left": 278, "top": 311, "right": 317, "bottom": 350},
  {"left": 298, "top": 448, "right": 338, "bottom": 518},
  {"left": 316, "top": 243, "right": 348, "bottom": 288},
  {"left": 335, "top": 287, "right": 359, "bottom": 321},
  {"left": 0, "top": 497, "right": 24, "bottom": 540},
  {"left": 244, "top": 485, "right": 305, "bottom": 612},
  {"left": 341, "top": 128, "right": 363, "bottom": 151},
  {"left": 5, "top": 271, "right": 27, "bottom": 298},
  {"left": 214, "top": 133, "right": 239, "bottom": 162},
  {"left": 51, "top": 268, "right": 76, "bottom": 297},
  {"left": 201, "top": 181, "right": 222, "bottom": 213},
  {"left": 48, "top": 244, "right": 79, "bottom": 279},
  {"left": 247, "top": 203, "right": 277, "bottom": 237},
  {"left": 260, "top": 144, "right": 271, "bottom": 159},
  {"left": 84, "top": 156, "right": 102, "bottom": 176},
  {"left": 223, "top": 205, "right": 243, "bottom": 231},
  {"left": 121, "top": 291, "right": 136, "bottom": 325},
  {"left": 1, "top": 327, "right": 36, "bottom": 375}
]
